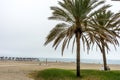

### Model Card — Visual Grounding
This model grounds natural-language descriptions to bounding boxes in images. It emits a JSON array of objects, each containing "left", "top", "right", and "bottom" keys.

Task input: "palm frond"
[{"left": 44, "top": 23, "right": 68, "bottom": 45}]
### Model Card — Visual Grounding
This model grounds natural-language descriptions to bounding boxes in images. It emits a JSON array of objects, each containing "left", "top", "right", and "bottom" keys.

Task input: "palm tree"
[
  {"left": 44, "top": 0, "right": 110, "bottom": 77},
  {"left": 88, "top": 10, "right": 120, "bottom": 70}
]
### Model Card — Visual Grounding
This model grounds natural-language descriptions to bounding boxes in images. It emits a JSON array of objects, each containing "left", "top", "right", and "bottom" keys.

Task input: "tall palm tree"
[
  {"left": 44, "top": 0, "right": 110, "bottom": 77},
  {"left": 88, "top": 10, "right": 120, "bottom": 70}
]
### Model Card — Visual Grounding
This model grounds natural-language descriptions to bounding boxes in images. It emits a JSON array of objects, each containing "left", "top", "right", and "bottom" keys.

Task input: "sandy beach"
[{"left": 0, "top": 61, "right": 120, "bottom": 80}]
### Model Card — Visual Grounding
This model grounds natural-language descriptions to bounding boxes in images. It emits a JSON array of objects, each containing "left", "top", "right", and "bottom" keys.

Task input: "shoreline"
[{"left": 0, "top": 61, "right": 120, "bottom": 70}]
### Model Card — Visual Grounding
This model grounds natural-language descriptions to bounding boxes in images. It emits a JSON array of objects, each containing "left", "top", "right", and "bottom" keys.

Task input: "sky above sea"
[{"left": 0, "top": 0, "right": 120, "bottom": 60}]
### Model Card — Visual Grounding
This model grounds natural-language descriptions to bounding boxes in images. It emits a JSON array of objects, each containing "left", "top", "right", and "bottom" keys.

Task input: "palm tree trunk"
[
  {"left": 76, "top": 32, "right": 81, "bottom": 77},
  {"left": 102, "top": 42, "right": 107, "bottom": 71}
]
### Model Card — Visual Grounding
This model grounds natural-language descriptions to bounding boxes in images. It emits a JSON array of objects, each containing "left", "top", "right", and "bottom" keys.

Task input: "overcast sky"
[{"left": 0, "top": 0, "right": 120, "bottom": 59}]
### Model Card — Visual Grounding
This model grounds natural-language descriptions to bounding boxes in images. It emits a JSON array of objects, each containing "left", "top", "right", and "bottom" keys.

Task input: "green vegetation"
[
  {"left": 30, "top": 68, "right": 75, "bottom": 80},
  {"left": 30, "top": 68, "right": 120, "bottom": 80}
]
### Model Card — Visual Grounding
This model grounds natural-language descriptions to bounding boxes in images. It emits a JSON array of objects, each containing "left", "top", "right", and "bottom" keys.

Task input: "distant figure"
[
  {"left": 39, "top": 60, "right": 41, "bottom": 66},
  {"left": 46, "top": 58, "right": 47, "bottom": 65},
  {"left": 107, "top": 66, "right": 110, "bottom": 70}
]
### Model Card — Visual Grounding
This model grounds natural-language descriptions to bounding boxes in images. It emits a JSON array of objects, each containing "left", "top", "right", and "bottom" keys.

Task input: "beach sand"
[{"left": 0, "top": 61, "right": 120, "bottom": 80}]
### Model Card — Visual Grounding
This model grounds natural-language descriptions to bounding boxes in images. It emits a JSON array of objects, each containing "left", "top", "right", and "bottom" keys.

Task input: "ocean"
[{"left": 39, "top": 58, "right": 120, "bottom": 65}]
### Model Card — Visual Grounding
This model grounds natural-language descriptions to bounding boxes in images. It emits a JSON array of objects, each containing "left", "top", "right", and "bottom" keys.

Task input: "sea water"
[{"left": 39, "top": 58, "right": 120, "bottom": 65}]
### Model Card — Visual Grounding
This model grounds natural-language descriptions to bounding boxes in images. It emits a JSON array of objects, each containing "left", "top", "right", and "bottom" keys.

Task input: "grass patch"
[
  {"left": 81, "top": 70, "right": 120, "bottom": 80},
  {"left": 30, "top": 68, "right": 120, "bottom": 80},
  {"left": 30, "top": 68, "right": 75, "bottom": 80}
]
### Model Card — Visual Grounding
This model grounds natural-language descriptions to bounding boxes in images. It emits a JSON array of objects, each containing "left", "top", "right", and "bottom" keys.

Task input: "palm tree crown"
[
  {"left": 88, "top": 10, "right": 120, "bottom": 70},
  {"left": 45, "top": 0, "right": 110, "bottom": 53}
]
